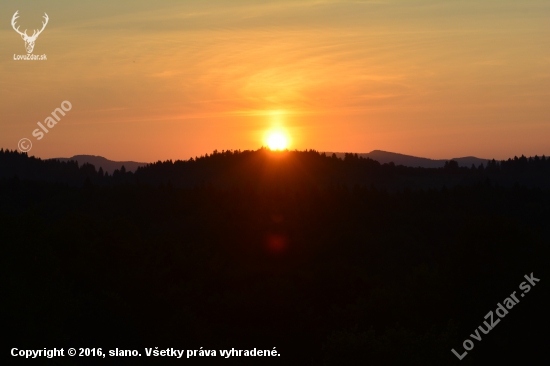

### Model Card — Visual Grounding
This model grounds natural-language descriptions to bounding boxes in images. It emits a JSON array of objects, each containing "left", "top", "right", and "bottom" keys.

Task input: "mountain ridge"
[
  {"left": 326, "top": 150, "right": 488, "bottom": 168},
  {"left": 50, "top": 150, "right": 495, "bottom": 173},
  {"left": 50, "top": 154, "right": 147, "bottom": 174}
]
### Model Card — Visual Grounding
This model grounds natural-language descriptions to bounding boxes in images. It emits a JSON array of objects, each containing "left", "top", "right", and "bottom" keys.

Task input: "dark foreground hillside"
[{"left": 1, "top": 149, "right": 549, "bottom": 365}]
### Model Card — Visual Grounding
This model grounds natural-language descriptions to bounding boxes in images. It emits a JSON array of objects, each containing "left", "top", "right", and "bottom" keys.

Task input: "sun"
[{"left": 266, "top": 131, "right": 289, "bottom": 150}]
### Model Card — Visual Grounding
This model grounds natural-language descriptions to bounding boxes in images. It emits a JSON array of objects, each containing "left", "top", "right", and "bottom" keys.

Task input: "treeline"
[{"left": 1, "top": 148, "right": 550, "bottom": 190}]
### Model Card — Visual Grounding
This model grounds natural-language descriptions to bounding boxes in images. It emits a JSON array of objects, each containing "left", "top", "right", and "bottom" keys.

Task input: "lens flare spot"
[{"left": 267, "top": 235, "right": 287, "bottom": 253}]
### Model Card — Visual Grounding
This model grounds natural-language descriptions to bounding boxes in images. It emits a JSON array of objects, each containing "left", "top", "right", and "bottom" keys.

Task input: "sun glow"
[{"left": 266, "top": 131, "right": 289, "bottom": 150}]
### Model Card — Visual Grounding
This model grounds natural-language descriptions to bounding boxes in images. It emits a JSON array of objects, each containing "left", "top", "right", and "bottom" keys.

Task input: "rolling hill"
[
  {"left": 50, "top": 150, "right": 487, "bottom": 174},
  {"left": 50, "top": 155, "right": 147, "bottom": 174},
  {"left": 327, "top": 150, "right": 487, "bottom": 168}
]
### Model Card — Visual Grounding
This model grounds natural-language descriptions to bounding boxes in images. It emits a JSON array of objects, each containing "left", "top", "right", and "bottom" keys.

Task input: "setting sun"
[{"left": 266, "top": 131, "right": 289, "bottom": 151}]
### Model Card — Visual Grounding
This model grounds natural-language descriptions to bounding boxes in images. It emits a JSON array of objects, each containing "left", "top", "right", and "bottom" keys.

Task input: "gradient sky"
[{"left": 1, "top": 0, "right": 549, "bottom": 162}]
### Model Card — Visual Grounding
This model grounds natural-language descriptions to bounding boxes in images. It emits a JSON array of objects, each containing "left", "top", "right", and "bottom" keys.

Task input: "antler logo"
[{"left": 11, "top": 10, "right": 49, "bottom": 54}]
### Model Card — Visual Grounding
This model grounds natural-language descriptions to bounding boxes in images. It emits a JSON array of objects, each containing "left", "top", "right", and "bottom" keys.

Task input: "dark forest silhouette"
[
  {"left": 1, "top": 148, "right": 550, "bottom": 190},
  {"left": 1, "top": 147, "right": 548, "bottom": 365}
]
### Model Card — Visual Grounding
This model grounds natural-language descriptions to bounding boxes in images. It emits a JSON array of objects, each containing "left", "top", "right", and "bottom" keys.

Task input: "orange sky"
[{"left": 1, "top": 0, "right": 549, "bottom": 162}]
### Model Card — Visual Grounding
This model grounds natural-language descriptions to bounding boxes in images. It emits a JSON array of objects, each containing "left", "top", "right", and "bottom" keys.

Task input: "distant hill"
[
  {"left": 50, "top": 155, "right": 148, "bottom": 174},
  {"left": 326, "top": 150, "right": 488, "bottom": 168},
  {"left": 49, "top": 151, "right": 486, "bottom": 173}
]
